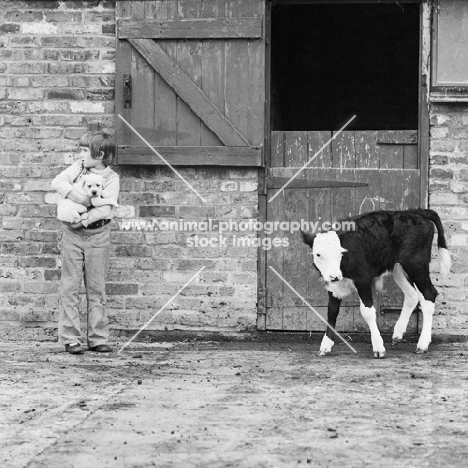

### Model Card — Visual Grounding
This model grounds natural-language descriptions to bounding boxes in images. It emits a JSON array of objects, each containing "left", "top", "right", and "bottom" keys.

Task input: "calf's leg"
[
  {"left": 318, "top": 292, "right": 341, "bottom": 356},
  {"left": 391, "top": 264, "right": 420, "bottom": 345},
  {"left": 414, "top": 278, "right": 437, "bottom": 354},
  {"left": 356, "top": 283, "right": 386, "bottom": 358},
  {"left": 402, "top": 264, "right": 438, "bottom": 353}
]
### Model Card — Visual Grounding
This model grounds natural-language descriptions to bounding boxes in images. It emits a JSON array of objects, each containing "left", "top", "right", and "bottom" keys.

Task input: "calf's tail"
[{"left": 423, "top": 209, "right": 452, "bottom": 277}]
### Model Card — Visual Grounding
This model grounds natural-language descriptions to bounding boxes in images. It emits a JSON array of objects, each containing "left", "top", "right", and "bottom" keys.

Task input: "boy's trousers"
[{"left": 58, "top": 224, "right": 111, "bottom": 347}]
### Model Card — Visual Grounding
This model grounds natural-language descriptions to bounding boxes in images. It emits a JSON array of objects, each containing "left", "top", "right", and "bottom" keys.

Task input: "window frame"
[{"left": 431, "top": 0, "right": 468, "bottom": 100}]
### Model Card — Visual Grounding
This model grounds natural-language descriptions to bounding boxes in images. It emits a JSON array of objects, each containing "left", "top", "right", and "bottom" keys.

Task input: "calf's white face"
[{"left": 310, "top": 231, "right": 347, "bottom": 282}]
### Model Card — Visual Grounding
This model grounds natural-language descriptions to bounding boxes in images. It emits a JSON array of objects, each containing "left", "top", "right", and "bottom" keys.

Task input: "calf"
[{"left": 301, "top": 209, "right": 451, "bottom": 358}]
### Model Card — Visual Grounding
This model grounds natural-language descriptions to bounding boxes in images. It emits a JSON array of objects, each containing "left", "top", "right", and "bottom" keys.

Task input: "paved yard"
[{"left": 1, "top": 338, "right": 468, "bottom": 467}]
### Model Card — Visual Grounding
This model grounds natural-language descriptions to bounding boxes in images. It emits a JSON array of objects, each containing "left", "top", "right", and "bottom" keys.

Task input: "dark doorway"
[{"left": 270, "top": 2, "right": 420, "bottom": 131}]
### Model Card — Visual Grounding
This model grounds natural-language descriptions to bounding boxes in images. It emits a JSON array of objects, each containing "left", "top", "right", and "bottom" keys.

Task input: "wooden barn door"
[
  {"left": 264, "top": 132, "right": 421, "bottom": 333},
  {"left": 261, "top": 1, "right": 430, "bottom": 334},
  {"left": 115, "top": 0, "right": 265, "bottom": 166}
]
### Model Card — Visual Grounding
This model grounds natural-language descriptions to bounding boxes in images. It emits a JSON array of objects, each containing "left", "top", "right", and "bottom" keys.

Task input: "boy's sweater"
[{"left": 52, "top": 161, "right": 120, "bottom": 225}]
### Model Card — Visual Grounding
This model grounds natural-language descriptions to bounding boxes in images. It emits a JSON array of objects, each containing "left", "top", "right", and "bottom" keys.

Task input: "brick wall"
[
  {"left": 429, "top": 103, "right": 468, "bottom": 333},
  {"left": 0, "top": 0, "right": 259, "bottom": 338},
  {"left": 1, "top": 0, "right": 467, "bottom": 340}
]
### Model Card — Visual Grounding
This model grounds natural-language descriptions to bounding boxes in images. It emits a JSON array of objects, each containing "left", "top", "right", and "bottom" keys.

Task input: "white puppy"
[{"left": 57, "top": 173, "right": 118, "bottom": 223}]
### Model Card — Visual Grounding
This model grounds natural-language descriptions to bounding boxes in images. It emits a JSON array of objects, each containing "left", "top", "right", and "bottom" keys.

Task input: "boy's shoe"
[
  {"left": 65, "top": 343, "right": 84, "bottom": 355},
  {"left": 88, "top": 344, "right": 113, "bottom": 353}
]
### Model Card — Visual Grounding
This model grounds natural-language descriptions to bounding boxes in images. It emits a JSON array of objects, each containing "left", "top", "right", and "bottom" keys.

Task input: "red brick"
[
  {"left": 125, "top": 297, "right": 163, "bottom": 311},
  {"left": 2, "top": 242, "right": 42, "bottom": 256},
  {"left": 0, "top": 281, "right": 21, "bottom": 292},
  {"left": 19, "top": 257, "right": 56, "bottom": 268},
  {"left": 5, "top": 11, "right": 44, "bottom": 21},
  {"left": 0, "top": 230, "right": 25, "bottom": 241},
  {"left": 139, "top": 206, "right": 176, "bottom": 218},
  {"left": 46, "top": 89, "right": 86, "bottom": 100},
  {"left": 105, "top": 284, "right": 139, "bottom": 296},
  {"left": 0, "top": 24, "right": 20, "bottom": 34},
  {"left": 113, "top": 245, "right": 153, "bottom": 257},
  {"left": 44, "top": 270, "right": 61, "bottom": 281},
  {"left": 23, "top": 281, "right": 59, "bottom": 294}
]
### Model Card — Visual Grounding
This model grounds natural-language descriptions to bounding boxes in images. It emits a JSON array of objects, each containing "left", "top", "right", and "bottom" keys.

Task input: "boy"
[{"left": 52, "top": 131, "right": 120, "bottom": 355}]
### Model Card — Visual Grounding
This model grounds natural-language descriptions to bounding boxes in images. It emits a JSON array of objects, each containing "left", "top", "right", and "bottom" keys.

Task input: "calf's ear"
[{"left": 301, "top": 230, "right": 316, "bottom": 247}]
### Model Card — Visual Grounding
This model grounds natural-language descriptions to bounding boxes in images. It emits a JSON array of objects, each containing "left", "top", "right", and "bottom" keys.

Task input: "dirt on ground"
[{"left": 1, "top": 338, "right": 468, "bottom": 468}]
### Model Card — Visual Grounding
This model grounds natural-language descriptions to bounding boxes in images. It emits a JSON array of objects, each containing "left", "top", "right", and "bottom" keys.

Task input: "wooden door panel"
[
  {"left": 265, "top": 189, "right": 284, "bottom": 309},
  {"left": 115, "top": 0, "right": 264, "bottom": 166},
  {"left": 265, "top": 130, "right": 420, "bottom": 333}
]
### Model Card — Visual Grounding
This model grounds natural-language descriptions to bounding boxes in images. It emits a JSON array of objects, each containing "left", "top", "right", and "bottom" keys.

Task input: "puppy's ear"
[
  {"left": 81, "top": 177, "right": 88, "bottom": 188},
  {"left": 300, "top": 230, "right": 316, "bottom": 248}
]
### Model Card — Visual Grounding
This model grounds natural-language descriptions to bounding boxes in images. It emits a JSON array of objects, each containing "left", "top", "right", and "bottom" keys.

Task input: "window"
[{"left": 432, "top": 0, "right": 468, "bottom": 100}]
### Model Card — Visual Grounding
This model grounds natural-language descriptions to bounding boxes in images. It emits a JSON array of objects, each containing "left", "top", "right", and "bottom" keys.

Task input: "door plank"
[
  {"left": 201, "top": 39, "right": 225, "bottom": 146},
  {"left": 176, "top": 2, "right": 203, "bottom": 146},
  {"left": 176, "top": 42, "right": 203, "bottom": 145},
  {"left": 355, "top": 131, "right": 380, "bottom": 168},
  {"left": 129, "top": 38, "right": 249, "bottom": 146},
  {"left": 118, "top": 18, "right": 263, "bottom": 39},
  {"left": 270, "top": 131, "right": 284, "bottom": 168},
  {"left": 200, "top": 0, "right": 226, "bottom": 146},
  {"left": 283, "top": 188, "right": 308, "bottom": 310},
  {"left": 130, "top": 2, "right": 153, "bottom": 146},
  {"left": 307, "top": 131, "right": 332, "bottom": 168},
  {"left": 306, "top": 185, "right": 331, "bottom": 308},
  {"left": 304, "top": 306, "right": 326, "bottom": 332},
  {"left": 284, "top": 131, "right": 308, "bottom": 168},
  {"left": 379, "top": 145, "right": 404, "bottom": 169},
  {"left": 403, "top": 144, "right": 418, "bottom": 169},
  {"left": 283, "top": 306, "right": 308, "bottom": 331},
  {"left": 117, "top": 145, "right": 262, "bottom": 165},
  {"left": 265, "top": 306, "right": 283, "bottom": 330},
  {"left": 133, "top": 48, "right": 156, "bottom": 144},
  {"left": 225, "top": 41, "right": 250, "bottom": 144},
  {"left": 153, "top": 2, "right": 178, "bottom": 146},
  {"left": 378, "top": 169, "right": 420, "bottom": 210},
  {"left": 247, "top": 39, "right": 265, "bottom": 147},
  {"left": 332, "top": 131, "right": 355, "bottom": 169},
  {"left": 377, "top": 130, "right": 418, "bottom": 144},
  {"left": 355, "top": 169, "right": 381, "bottom": 215},
  {"left": 265, "top": 190, "right": 284, "bottom": 311},
  {"left": 202, "top": 0, "right": 226, "bottom": 17}
]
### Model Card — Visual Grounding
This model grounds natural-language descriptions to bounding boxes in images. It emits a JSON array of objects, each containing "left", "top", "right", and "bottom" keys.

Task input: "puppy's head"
[{"left": 81, "top": 173, "right": 104, "bottom": 198}]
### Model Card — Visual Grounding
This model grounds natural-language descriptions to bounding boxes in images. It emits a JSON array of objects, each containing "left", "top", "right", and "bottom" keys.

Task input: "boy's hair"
[
  {"left": 79, "top": 131, "right": 116, "bottom": 166},
  {"left": 78, "top": 131, "right": 94, "bottom": 148}
]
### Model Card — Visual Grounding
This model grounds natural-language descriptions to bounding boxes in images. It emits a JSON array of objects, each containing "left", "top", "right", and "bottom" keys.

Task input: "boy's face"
[{"left": 80, "top": 146, "right": 103, "bottom": 169}]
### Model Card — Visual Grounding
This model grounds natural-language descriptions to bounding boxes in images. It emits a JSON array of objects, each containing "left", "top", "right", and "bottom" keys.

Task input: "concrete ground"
[{"left": 1, "top": 338, "right": 468, "bottom": 468}]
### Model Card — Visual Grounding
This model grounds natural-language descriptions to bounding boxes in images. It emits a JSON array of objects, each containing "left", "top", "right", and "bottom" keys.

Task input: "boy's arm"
[
  {"left": 81, "top": 174, "right": 120, "bottom": 227},
  {"left": 51, "top": 161, "right": 91, "bottom": 206}
]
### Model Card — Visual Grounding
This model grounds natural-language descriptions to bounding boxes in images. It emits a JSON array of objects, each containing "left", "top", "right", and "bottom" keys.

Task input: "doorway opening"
[
  {"left": 270, "top": 2, "right": 420, "bottom": 131},
  {"left": 262, "top": 2, "right": 425, "bottom": 333}
]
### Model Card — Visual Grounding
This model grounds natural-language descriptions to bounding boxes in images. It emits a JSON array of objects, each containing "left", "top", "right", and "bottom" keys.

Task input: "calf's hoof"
[
  {"left": 392, "top": 337, "right": 402, "bottom": 346},
  {"left": 415, "top": 347, "right": 428, "bottom": 354},
  {"left": 318, "top": 349, "right": 331, "bottom": 357},
  {"left": 373, "top": 351, "right": 386, "bottom": 359}
]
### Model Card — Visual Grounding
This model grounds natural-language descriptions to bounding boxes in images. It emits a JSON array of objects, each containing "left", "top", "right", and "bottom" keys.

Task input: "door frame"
[{"left": 257, "top": 0, "right": 431, "bottom": 330}]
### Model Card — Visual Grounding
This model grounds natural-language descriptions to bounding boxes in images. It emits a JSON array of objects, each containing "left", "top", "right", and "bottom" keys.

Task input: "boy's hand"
[{"left": 70, "top": 221, "right": 83, "bottom": 229}]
